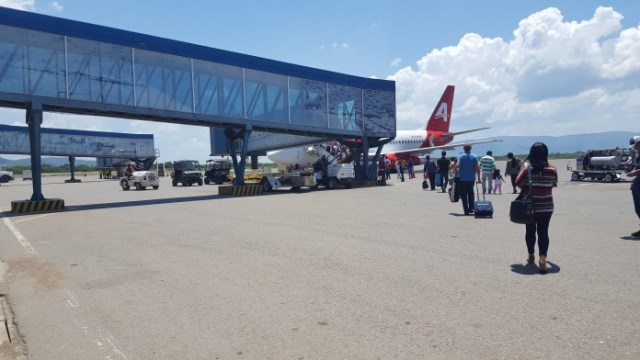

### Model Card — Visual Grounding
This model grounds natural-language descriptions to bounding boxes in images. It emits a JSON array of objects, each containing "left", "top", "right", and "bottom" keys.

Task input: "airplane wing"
[
  {"left": 384, "top": 138, "right": 502, "bottom": 156},
  {"left": 442, "top": 127, "right": 490, "bottom": 137}
]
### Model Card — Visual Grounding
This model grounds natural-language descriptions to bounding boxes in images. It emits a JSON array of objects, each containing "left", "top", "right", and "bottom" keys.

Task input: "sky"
[{"left": 0, "top": 0, "right": 639, "bottom": 162}]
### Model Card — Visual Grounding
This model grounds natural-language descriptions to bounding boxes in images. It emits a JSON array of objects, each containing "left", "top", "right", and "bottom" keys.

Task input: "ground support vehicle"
[
  {"left": 568, "top": 147, "right": 636, "bottom": 182},
  {"left": 22, "top": 170, "right": 32, "bottom": 180},
  {"left": 120, "top": 171, "right": 160, "bottom": 190},
  {"left": 0, "top": 168, "right": 13, "bottom": 183},
  {"left": 204, "top": 159, "right": 231, "bottom": 185},
  {"left": 171, "top": 160, "right": 203, "bottom": 186},
  {"left": 99, "top": 167, "right": 118, "bottom": 179},
  {"left": 260, "top": 163, "right": 355, "bottom": 192}
]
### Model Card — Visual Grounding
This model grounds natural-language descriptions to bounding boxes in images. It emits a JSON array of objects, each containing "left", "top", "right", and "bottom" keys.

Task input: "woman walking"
[{"left": 515, "top": 142, "right": 558, "bottom": 274}]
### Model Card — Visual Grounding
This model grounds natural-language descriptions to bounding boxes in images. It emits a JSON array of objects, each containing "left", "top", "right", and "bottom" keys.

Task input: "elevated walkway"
[{"left": 0, "top": 6, "right": 396, "bottom": 204}]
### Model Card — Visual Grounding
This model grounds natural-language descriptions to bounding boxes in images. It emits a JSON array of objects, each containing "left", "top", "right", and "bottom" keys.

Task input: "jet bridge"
[
  {"left": 0, "top": 124, "right": 156, "bottom": 181},
  {"left": 0, "top": 6, "right": 395, "bottom": 207}
]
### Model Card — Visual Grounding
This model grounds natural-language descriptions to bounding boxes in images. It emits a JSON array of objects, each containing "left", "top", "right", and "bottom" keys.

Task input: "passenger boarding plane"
[{"left": 267, "top": 85, "right": 497, "bottom": 169}]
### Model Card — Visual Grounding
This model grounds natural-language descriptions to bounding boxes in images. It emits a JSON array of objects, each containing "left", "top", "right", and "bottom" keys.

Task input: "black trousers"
[
  {"left": 632, "top": 184, "right": 640, "bottom": 221},
  {"left": 510, "top": 174, "right": 517, "bottom": 191},
  {"left": 525, "top": 214, "right": 552, "bottom": 256},
  {"left": 439, "top": 172, "right": 449, "bottom": 191},
  {"left": 459, "top": 181, "right": 475, "bottom": 214}
]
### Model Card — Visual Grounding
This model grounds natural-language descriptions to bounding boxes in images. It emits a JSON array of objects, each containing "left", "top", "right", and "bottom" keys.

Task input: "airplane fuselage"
[{"left": 267, "top": 129, "right": 455, "bottom": 169}]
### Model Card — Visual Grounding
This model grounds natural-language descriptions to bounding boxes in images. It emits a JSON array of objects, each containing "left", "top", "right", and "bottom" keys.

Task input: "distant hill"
[
  {"left": 467, "top": 131, "right": 637, "bottom": 157},
  {"left": 0, "top": 156, "right": 96, "bottom": 167}
]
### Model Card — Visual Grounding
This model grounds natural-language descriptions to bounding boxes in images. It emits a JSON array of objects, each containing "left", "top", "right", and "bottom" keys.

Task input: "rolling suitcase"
[{"left": 474, "top": 183, "right": 493, "bottom": 218}]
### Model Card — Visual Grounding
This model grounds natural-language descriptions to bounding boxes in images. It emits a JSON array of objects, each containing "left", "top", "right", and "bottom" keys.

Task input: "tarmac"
[{"left": 0, "top": 159, "right": 638, "bottom": 359}]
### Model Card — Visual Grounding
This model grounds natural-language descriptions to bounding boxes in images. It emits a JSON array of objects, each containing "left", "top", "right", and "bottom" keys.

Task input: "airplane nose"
[{"left": 266, "top": 150, "right": 284, "bottom": 164}]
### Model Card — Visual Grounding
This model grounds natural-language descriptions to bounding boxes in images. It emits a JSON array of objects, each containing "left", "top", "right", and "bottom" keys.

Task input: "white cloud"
[
  {"left": 0, "top": 0, "right": 35, "bottom": 10},
  {"left": 388, "top": 6, "right": 640, "bottom": 138},
  {"left": 389, "top": 58, "right": 402, "bottom": 67},
  {"left": 50, "top": 1, "right": 62, "bottom": 11},
  {"left": 320, "top": 43, "right": 349, "bottom": 51}
]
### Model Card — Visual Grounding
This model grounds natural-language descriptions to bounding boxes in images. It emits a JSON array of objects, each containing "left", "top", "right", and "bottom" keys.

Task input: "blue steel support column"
[
  {"left": 238, "top": 125, "right": 252, "bottom": 178},
  {"left": 69, "top": 156, "right": 76, "bottom": 180},
  {"left": 224, "top": 125, "right": 252, "bottom": 186},
  {"left": 361, "top": 137, "right": 371, "bottom": 180},
  {"left": 369, "top": 145, "right": 384, "bottom": 180},
  {"left": 26, "top": 101, "right": 45, "bottom": 201}
]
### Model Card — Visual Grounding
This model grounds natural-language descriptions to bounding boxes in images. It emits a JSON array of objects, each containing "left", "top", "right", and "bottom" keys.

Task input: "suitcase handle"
[{"left": 475, "top": 182, "right": 485, "bottom": 201}]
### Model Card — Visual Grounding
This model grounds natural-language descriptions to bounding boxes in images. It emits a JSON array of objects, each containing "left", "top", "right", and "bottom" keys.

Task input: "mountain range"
[
  {"left": 470, "top": 131, "right": 637, "bottom": 157},
  {"left": 0, "top": 131, "right": 637, "bottom": 167}
]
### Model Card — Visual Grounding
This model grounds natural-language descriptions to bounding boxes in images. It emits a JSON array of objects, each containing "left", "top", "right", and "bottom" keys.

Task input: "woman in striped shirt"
[{"left": 515, "top": 142, "right": 558, "bottom": 274}]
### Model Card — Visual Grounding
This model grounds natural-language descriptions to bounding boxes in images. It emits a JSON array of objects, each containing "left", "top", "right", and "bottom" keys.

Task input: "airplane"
[{"left": 267, "top": 85, "right": 498, "bottom": 169}]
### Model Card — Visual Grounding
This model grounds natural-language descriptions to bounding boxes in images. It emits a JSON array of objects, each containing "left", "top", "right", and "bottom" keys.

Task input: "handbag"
[{"left": 509, "top": 166, "right": 535, "bottom": 224}]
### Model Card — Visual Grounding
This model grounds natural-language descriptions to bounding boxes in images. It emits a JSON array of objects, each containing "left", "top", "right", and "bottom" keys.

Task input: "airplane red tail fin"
[{"left": 425, "top": 85, "right": 455, "bottom": 132}]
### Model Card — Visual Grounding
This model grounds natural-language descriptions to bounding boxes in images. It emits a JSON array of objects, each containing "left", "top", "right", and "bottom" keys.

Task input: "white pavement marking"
[
  {"left": 13, "top": 213, "right": 53, "bottom": 224},
  {"left": 0, "top": 208, "right": 128, "bottom": 359},
  {"left": 0, "top": 208, "right": 37, "bottom": 256}
]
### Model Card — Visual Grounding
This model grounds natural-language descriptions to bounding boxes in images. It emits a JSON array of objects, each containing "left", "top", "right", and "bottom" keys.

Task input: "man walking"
[
  {"left": 458, "top": 144, "right": 481, "bottom": 215},
  {"left": 505, "top": 152, "right": 522, "bottom": 193},
  {"left": 627, "top": 136, "right": 640, "bottom": 237},
  {"left": 437, "top": 151, "right": 450, "bottom": 193},
  {"left": 480, "top": 150, "right": 496, "bottom": 194},
  {"left": 424, "top": 155, "right": 437, "bottom": 190}
]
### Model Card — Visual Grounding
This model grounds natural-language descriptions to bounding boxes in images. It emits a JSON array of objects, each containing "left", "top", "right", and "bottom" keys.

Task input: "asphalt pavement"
[{"left": 0, "top": 160, "right": 638, "bottom": 359}]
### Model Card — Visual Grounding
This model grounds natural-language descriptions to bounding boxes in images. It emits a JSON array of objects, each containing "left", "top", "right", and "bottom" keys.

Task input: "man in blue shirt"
[
  {"left": 627, "top": 136, "right": 640, "bottom": 237},
  {"left": 457, "top": 144, "right": 481, "bottom": 215}
]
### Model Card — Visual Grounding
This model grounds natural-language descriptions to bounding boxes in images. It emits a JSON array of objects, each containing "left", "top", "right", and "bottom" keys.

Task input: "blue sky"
[{"left": 1, "top": 0, "right": 639, "bottom": 161}]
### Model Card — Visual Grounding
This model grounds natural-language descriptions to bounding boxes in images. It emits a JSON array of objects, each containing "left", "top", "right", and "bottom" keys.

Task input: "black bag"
[
  {"left": 422, "top": 180, "right": 428, "bottom": 189},
  {"left": 509, "top": 167, "right": 535, "bottom": 224}
]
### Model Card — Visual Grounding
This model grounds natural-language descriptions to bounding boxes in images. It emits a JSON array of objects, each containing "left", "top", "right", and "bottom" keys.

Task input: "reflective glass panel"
[
  {"left": 328, "top": 84, "right": 362, "bottom": 131},
  {"left": 0, "top": 25, "right": 65, "bottom": 98},
  {"left": 67, "top": 38, "right": 134, "bottom": 106},
  {"left": 134, "top": 49, "right": 193, "bottom": 112},
  {"left": 289, "top": 77, "right": 327, "bottom": 128},
  {"left": 363, "top": 89, "right": 395, "bottom": 135},
  {"left": 244, "top": 69, "right": 287, "bottom": 123},
  {"left": 193, "top": 60, "right": 244, "bottom": 117}
]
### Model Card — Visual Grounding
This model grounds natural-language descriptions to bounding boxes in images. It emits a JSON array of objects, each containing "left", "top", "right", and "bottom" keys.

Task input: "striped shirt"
[
  {"left": 515, "top": 164, "right": 558, "bottom": 214},
  {"left": 480, "top": 155, "right": 495, "bottom": 173}
]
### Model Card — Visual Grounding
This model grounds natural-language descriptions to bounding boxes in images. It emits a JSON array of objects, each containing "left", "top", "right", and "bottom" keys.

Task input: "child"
[{"left": 493, "top": 169, "right": 504, "bottom": 195}]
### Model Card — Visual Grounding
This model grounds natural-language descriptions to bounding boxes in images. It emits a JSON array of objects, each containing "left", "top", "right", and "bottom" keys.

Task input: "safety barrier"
[
  {"left": 218, "top": 184, "right": 264, "bottom": 196},
  {"left": 11, "top": 198, "right": 65, "bottom": 213}
]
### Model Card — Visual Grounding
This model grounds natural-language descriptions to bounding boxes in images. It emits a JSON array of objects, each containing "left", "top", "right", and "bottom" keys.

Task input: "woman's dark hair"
[{"left": 525, "top": 142, "right": 549, "bottom": 173}]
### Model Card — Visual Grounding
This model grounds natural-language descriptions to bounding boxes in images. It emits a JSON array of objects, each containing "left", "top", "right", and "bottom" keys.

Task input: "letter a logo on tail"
[
  {"left": 435, "top": 103, "right": 448, "bottom": 122},
  {"left": 426, "top": 85, "right": 454, "bottom": 133}
]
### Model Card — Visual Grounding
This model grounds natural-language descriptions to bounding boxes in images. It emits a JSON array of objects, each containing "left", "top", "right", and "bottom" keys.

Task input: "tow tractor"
[
  {"left": 0, "top": 168, "right": 13, "bottom": 183},
  {"left": 568, "top": 147, "right": 636, "bottom": 182},
  {"left": 120, "top": 171, "right": 160, "bottom": 190}
]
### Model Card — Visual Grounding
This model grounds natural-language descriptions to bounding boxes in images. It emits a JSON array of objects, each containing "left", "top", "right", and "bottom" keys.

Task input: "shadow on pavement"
[
  {"left": 511, "top": 261, "right": 561, "bottom": 275},
  {"left": 620, "top": 235, "right": 640, "bottom": 241},
  {"left": 449, "top": 212, "right": 471, "bottom": 217},
  {"left": 0, "top": 195, "right": 222, "bottom": 217}
]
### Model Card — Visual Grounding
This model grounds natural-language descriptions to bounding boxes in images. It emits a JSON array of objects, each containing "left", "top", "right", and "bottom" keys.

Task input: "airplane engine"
[{"left": 409, "top": 156, "right": 422, "bottom": 166}]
